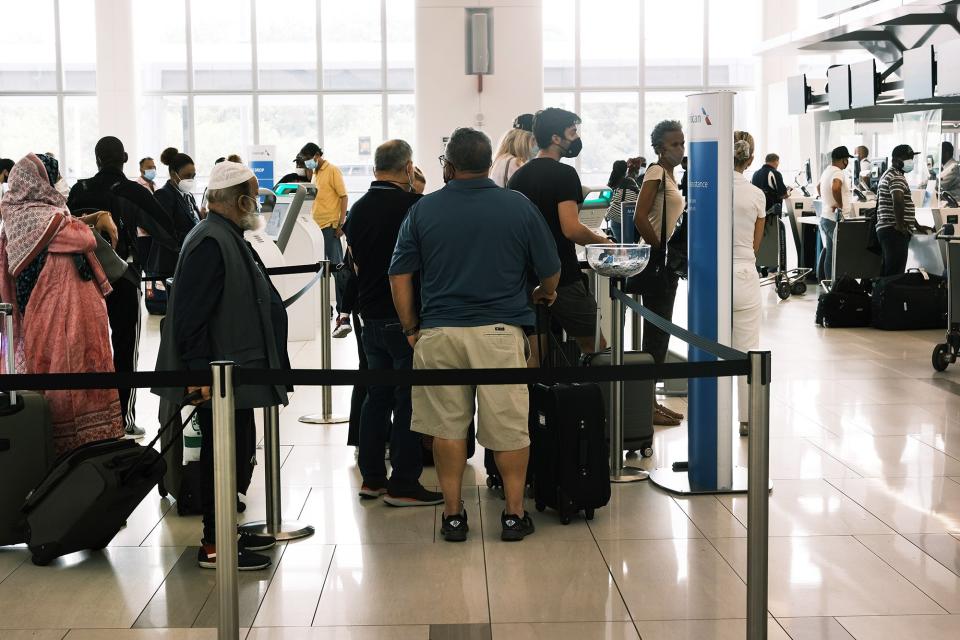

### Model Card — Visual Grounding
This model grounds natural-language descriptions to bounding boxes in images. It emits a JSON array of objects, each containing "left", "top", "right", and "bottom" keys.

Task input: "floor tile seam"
[
  {"left": 797, "top": 437, "right": 865, "bottom": 478},
  {"left": 132, "top": 545, "right": 192, "bottom": 629},
  {"left": 848, "top": 534, "right": 952, "bottom": 615},
  {"left": 247, "top": 541, "right": 294, "bottom": 629},
  {"left": 906, "top": 435, "right": 960, "bottom": 464},
  {"left": 308, "top": 544, "right": 339, "bottom": 627},
  {"left": 898, "top": 533, "right": 960, "bottom": 580},
  {"left": 135, "top": 495, "right": 177, "bottom": 548},
  {"left": 477, "top": 493, "right": 494, "bottom": 627},
  {"left": 0, "top": 552, "right": 30, "bottom": 588},
  {"left": 585, "top": 509, "right": 640, "bottom": 636}
]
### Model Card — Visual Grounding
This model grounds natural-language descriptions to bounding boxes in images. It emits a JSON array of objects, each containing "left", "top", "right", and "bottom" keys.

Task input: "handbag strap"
[{"left": 656, "top": 165, "right": 668, "bottom": 266}]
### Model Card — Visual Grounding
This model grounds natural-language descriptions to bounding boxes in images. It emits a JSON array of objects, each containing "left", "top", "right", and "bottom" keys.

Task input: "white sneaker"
[
  {"left": 332, "top": 316, "right": 352, "bottom": 338},
  {"left": 124, "top": 424, "right": 146, "bottom": 439}
]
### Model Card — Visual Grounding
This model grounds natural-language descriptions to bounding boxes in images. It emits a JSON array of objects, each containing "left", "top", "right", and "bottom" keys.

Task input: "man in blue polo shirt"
[{"left": 389, "top": 127, "right": 561, "bottom": 543}]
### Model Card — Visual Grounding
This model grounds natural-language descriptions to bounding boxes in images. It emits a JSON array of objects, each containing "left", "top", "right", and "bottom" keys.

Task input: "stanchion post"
[
  {"left": 609, "top": 279, "right": 646, "bottom": 483},
  {"left": 211, "top": 362, "right": 239, "bottom": 640},
  {"left": 241, "top": 405, "right": 315, "bottom": 541},
  {"left": 746, "top": 350, "right": 772, "bottom": 640},
  {"left": 300, "top": 260, "right": 348, "bottom": 425}
]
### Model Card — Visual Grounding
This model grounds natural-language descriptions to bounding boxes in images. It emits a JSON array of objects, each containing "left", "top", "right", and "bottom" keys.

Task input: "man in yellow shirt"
[{"left": 300, "top": 142, "right": 352, "bottom": 337}]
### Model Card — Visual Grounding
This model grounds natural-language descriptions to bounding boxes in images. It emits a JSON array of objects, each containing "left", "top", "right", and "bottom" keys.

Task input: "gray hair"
[
  {"left": 445, "top": 127, "right": 492, "bottom": 172},
  {"left": 650, "top": 120, "right": 683, "bottom": 154},
  {"left": 375, "top": 139, "right": 413, "bottom": 173}
]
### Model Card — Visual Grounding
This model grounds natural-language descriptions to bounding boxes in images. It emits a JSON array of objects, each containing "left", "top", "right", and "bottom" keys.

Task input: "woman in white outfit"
[
  {"left": 491, "top": 128, "right": 536, "bottom": 188},
  {"left": 732, "top": 131, "right": 767, "bottom": 436}
]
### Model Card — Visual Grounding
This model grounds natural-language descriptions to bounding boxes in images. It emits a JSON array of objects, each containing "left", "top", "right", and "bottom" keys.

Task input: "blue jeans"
[
  {"left": 818, "top": 217, "right": 837, "bottom": 281},
  {"left": 358, "top": 318, "right": 422, "bottom": 490},
  {"left": 320, "top": 226, "right": 348, "bottom": 314}
]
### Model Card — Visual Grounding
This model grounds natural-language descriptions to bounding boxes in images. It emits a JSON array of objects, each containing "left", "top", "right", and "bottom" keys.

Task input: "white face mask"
[
  {"left": 902, "top": 160, "right": 915, "bottom": 174},
  {"left": 177, "top": 179, "right": 196, "bottom": 194},
  {"left": 295, "top": 168, "right": 306, "bottom": 177}
]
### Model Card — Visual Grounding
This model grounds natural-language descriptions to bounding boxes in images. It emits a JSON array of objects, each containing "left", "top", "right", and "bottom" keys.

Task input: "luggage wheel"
[
  {"left": 641, "top": 446, "right": 654, "bottom": 459},
  {"left": 790, "top": 280, "right": 807, "bottom": 296},
  {"left": 933, "top": 343, "right": 952, "bottom": 372},
  {"left": 535, "top": 502, "right": 546, "bottom": 513},
  {"left": 560, "top": 514, "right": 572, "bottom": 525},
  {"left": 625, "top": 449, "right": 638, "bottom": 459},
  {"left": 584, "top": 508, "right": 595, "bottom": 521},
  {"left": 31, "top": 554, "right": 51, "bottom": 567},
  {"left": 776, "top": 277, "right": 791, "bottom": 301}
]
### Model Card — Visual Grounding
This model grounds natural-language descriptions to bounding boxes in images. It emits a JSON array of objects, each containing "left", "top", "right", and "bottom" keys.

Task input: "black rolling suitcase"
[
  {"left": 22, "top": 395, "right": 198, "bottom": 566},
  {"left": 143, "top": 275, "right": 169, "bottom": 316},
  {"left": 871, "top": 268, "right": 947, "bottom": 330},
  {"left": 0, "top": 304, "right": 55, "bottom": 547},
  {"left": 581, "top": 350, "right": 655, "bottom": 458},
  {"left": 529, "top": 307, "right": 610, "bottom": 524}
]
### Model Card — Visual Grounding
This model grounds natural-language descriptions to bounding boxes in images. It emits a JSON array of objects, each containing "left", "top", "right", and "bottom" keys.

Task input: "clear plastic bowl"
[{"left": 585, "top": 243, "right": 651, "bottom": 278}]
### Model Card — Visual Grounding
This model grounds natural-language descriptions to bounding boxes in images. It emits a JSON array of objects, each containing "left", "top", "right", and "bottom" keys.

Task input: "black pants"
[
  {"left": 638, "top": 272, "right": 680, "bottom": 365},
  {"left": 197, "top": 407, "right": 257, "bottom": 543},
  {"left": 347, "top": 312, "right": 367, "bottom": 447},
  {"left": 105, "top": 277, "right": 141, "bottom": 429},
  {"left": 877, "top": 226, "right": 910, "bottom": 277}
]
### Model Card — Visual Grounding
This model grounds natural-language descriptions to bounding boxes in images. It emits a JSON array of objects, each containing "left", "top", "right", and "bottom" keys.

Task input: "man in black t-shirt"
[
  {"left": 344, "top": 139, "right": 443, "bottom": 508},
  {"left": 508, "top": 108, "right": 611, "bottom": 359}
]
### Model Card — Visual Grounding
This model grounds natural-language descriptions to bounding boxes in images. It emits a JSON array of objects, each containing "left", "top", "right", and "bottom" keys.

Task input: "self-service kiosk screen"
[{"left": 266, "top": 203, "right": 289, "bottom": 238}]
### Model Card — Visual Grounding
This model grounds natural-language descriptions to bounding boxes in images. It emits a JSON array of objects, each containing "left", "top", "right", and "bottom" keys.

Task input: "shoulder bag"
[{"left": 624, "top": 169, "right": 668, "bottom": 295}]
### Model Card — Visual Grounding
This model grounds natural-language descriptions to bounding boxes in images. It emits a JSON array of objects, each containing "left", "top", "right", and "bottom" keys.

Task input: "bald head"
[
  {"left": 375, "top": 139, "right": 413, "bottom": 173},
  {"left": 95, "top": 136, "right": 128, "bottom": 170}
]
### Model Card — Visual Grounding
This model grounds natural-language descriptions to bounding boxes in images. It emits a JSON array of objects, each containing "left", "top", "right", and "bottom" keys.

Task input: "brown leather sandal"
[
  {"left": 653, "top": 408, "right": 682, "bottom": 426},
  {"left": 656, "top": 402, "right": 684, "bottom": 421}
]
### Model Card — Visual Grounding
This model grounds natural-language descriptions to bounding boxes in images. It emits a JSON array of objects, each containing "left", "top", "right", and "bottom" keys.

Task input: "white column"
[
  {"left": 415, "top": 0, "right": 543, "bottom": 191},
  {"left": 94, "top": 0, "right": 138, "bottom": 175}
]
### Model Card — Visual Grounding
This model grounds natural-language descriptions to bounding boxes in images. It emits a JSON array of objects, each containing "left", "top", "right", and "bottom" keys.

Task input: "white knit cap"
[{"left": 207, "top": 161, "right": 255, "bottom": 190}]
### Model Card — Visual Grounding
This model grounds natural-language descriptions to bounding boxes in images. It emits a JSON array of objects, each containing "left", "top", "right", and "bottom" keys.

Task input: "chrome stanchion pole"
[
  {"left": 300, "top": 260, "right": 347, "bottom": 424},
  {"left": 746, "top": 350, "right": 772, "bottom": 640},
  {"left": 609, "top": 279, "right": 646, "bottom": 483},
  {"left": 241, "top": 406, "right": 315, "bottom": 541},
  {"left": 211, "top": 362, "right": 239, "bottom": 640},
  {"left": 0, "top": 303, "right": 16, "bottom": 404},
  {"left": 630, "top": 294, "right": 641, "bottom": 351}
]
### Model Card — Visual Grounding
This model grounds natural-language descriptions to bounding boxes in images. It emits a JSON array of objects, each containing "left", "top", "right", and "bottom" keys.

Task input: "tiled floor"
[{"left": 3, "top": 286, "right": 960, "bottom": 639}]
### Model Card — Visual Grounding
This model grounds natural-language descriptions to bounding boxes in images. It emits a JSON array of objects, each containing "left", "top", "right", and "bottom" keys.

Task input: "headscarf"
[
  {"left": 37, "top": 154, "right": 60, "bottom": 187},
  {"left": 0, "top": 154, "right": 66, "bottom": 276}
]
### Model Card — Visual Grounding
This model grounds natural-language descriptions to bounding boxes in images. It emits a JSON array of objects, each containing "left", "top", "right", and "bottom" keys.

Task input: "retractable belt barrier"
[{"left": 262, "top": 261, "right": 343, "bottom": 309}]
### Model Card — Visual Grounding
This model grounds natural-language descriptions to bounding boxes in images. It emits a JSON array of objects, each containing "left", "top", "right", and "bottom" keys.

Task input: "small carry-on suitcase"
[
  {"left": 0, "top": 304, "right": 55, "bottom": 547},
  {"left": 529, "top": 307, "right": 610, "bottom": 524},
  {"left": 816, "top": 275, "right": 872, "bottom": 328},
  {"left": 581, "top": 350, "right": 655, "bottom": 458},
  {"left": 871, "top": 269, "right": 947, "bottom": 331},
  {"left": 143, "top": 276, "right": 169, "bottom": 316},
  {"left": 22, "top": 395, "right": 198, "bottom": 566}
]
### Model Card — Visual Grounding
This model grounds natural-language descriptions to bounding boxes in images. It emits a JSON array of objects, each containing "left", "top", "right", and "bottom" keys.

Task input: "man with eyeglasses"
[{"left": 508, "top": 108, "right": 612, "bottom": 363}]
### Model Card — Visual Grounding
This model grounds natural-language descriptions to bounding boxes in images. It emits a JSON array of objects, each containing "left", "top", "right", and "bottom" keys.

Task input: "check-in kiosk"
[{"left": 260, "top": 183, "right": 322, "bottom": 342}]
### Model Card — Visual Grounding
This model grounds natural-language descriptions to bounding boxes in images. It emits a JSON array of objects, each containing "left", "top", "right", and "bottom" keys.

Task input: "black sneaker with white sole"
[
  {"left": 197, "top": 542, "right": 271, "bottom": 571},
  {"left": 359, "top": 479, "right": 388, "bottom": 499},
  {"left": 238, "top": 530, "right": 276, "bottom": 552},
  {"left": 440, "top": 506, "right": 469, "bottom": 542},
  {"left": 384, "top": 484, "right": 444, "bottom": 507},
  {"left": 501, "top": 511, "right": 535, "bottom": 541}
]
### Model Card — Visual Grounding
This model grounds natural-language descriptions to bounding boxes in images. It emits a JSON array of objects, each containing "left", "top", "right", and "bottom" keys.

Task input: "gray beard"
[{"left": 238, "top": 210, "right": 261, "bottom": 231}]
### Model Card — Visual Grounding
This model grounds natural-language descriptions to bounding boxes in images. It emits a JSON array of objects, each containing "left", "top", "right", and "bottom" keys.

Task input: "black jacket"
[
  {"left": 67, "top": 168, "right": 177, "bottom": 275},
  {"left": 151, "top": 181, "right": 201, "bottom": 276},
  {"left": 751, "top": 164, "right": 788, "bottom": 213}
]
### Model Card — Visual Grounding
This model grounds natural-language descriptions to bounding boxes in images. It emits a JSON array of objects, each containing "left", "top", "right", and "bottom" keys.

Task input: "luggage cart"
[
  {"left": 757, "top": 210, "right": 811, "bottom": 300},
  {"left": 932, "top": 226, "right": 960, "bottom": 371}
]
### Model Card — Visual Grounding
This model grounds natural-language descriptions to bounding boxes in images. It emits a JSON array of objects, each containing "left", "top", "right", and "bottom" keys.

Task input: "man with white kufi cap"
[{"left": 153, "top": 161, "right": 291, "bottom": 571}]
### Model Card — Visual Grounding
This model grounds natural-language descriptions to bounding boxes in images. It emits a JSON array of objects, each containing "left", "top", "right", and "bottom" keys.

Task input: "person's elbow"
[{"left": 541, "top": 271, "right": 561, "bottom": 291}]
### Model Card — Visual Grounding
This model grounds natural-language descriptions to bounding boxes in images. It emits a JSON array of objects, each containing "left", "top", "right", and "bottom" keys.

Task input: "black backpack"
[{"left": 816, "top": 275, "right": 871, "bottom": 328}]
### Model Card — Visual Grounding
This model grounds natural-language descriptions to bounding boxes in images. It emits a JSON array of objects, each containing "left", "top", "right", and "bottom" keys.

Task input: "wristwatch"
[{"left": 403, "top": 324, "right": 420, "bottom": 337}]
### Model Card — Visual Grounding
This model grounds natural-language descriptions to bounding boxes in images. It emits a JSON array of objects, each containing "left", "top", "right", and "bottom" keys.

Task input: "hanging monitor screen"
[
  {"left": 937, "top": 40, "right": 960, "bottom": 96},
  {"left": 904, "top": 45, "right": 935, "bottom": 101},
  {"left": 828, "top": 65, "right": 851, "bottom": 112},
  {"left": 787, "top": 75, "right": 808, "bottom": 115},
  {"left": 850, "top": 60, "right": 876, "bottom": 108}
]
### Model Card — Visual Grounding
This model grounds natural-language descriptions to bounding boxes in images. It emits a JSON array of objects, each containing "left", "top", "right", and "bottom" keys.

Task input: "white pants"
[{"left": 732, "top": 263, "right": 761, "bottom": 424}]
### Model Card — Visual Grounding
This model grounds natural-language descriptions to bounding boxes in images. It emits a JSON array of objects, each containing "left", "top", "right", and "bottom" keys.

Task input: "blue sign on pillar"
[{"left": 249, "top": 145, "right": 276, "bottom": 192}]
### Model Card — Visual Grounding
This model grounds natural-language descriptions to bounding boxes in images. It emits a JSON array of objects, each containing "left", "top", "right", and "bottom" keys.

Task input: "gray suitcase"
[
  {"left": 0, "top": 303, "right": 54, "bottom": 546},
  {"left": 581, "top": 350, "right": 655, "bottom": 458}
]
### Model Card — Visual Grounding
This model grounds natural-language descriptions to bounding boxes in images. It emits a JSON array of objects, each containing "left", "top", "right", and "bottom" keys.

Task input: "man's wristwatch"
[{"left": 403, "top": 324, "right": 420, "bottom": 337}]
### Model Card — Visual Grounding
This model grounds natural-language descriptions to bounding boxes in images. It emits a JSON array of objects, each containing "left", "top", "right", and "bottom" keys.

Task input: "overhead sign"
[{"left": 248, "top": 145, "right": 276, "bottom": 191}]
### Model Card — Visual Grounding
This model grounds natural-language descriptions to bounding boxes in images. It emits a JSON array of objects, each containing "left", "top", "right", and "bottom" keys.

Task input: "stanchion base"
[
  {"left": 298, "top": 413, "right": 349, "bottom": 424},
  {"left": 648, "top": 466, "right": 771, "bottom": 495},
  {"left": 611, "top": 466, "right": 649, "bottom": 483},
  {"left": 240, "top": 520, "right": 315, "bottom": 541}
]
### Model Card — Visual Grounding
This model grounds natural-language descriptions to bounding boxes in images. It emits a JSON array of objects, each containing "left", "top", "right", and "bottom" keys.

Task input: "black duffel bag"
[
  {"left": 816, "top": 274, "right": 871, "bottom": 328},
  {"left": 871, "top": 268, "right": 947, "bottom": 331}
]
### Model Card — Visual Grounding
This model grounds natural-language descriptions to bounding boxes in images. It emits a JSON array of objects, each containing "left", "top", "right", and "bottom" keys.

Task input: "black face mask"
[{"left": 560, "top": 137, "right": 583, "bottom": 159}]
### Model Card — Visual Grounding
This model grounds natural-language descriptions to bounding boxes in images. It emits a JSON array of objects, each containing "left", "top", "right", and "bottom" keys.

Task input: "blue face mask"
[
  {"left": 305, "top": 158, "right": 318, "bottom": 170},
  {"left": 902, "top": 159, "right": 915, "bottom": 174},
  {"left": 144, "top": 169, "right": 157, "bottom": 181}
]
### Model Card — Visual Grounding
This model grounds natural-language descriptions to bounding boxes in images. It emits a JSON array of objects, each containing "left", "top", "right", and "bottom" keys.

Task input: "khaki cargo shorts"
[{"left": 411, "top": 324, "right": 530, "bottom": 452}]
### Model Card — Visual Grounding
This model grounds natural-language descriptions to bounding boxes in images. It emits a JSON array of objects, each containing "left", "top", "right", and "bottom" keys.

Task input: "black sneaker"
[
  {"left": 440, "top": 506, "right": 469, "bottom": 542},
  {"left": 501, "top": 511, "right": 535, "bottom": 541},
  {"left": 383, "top": 484, "right": 444, "bottom": 507},
  {"left": 238, "top": 530, "right": 276, "bottom": 552},
  {"left": 359, "top": 479, "right": 388, "bottom": 499},
  {"left": 197, "top": 542, "right": 271, "bottom": 571}
]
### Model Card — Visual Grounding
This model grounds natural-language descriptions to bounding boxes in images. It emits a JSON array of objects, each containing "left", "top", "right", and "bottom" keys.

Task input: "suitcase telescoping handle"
[
  {"left": 0, "top": 302, "right": 16, "bottom": 405},
  {"left": 121, "top": 390, "right": 203, "bottom": 483},
  {"left": 534, "top": 303, "right": 554, "bottom": 369}
]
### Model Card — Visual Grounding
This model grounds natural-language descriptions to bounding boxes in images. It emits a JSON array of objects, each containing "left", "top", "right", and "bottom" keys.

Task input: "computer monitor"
[
  {"left": 265, "top": 202, "right": 290, "bottom": 239},
  {"left": 787, "top": 74, "right": 809, "bottom": 115},
  {"left": 804, "top": 159, "right": 813, "bottom": 185},
  {"left": 904, "top": 45, "right": 936, "bottom": 101},
  {"left": 870, "top": 158, "right": 888, "bottom": 191},
  {"left": 828, "top": 65, "right": 851, "bottom": 112},
  {"left": 850, "top": 59, "right": 877, "bottom": 108}
]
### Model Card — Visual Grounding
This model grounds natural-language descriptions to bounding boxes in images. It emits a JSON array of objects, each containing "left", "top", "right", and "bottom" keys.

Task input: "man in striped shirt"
[{"left": 875, "top": 144, "right": 923, "bottom": 277}]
